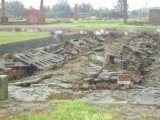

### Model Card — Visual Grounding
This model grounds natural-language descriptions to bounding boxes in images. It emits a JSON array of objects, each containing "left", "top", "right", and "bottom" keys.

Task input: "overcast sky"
[{"left": 5, "top": 0, "right": 160, "bottom": 10}]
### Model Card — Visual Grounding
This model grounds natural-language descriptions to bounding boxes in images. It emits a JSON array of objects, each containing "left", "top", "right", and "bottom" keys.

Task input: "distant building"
[
  {"left": 0, "top": 12, "right": 13, "bottom": 18},
  {"left": 0, "top": 0, "right": 9, "bottom": 24},
  {"left": 0, "top": 12, "right": 13, "bottom": 23},
  {"left": 26, "top": 0, "right": 45, "bottom": 24},
  {"left": 149, "top": 9, "right": 160, "bottom": 25},
  {"left": 74, "top": 4, "right": 91, "bottom": 20},
  {"left": 109, "top": 11, "right": 123, "bottom": 19},
  {"left": 26, "top": 10, "right": 45, "bottom": 24},
  {"left": 77, "top": 13, "right": 89, "bottom": 19},
  {"left": 70, "top": 12, "right": 89, "bottom": 19}
]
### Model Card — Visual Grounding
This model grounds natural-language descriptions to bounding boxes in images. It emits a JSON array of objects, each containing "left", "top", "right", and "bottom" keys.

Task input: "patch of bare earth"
[
  {"left": 95, "top": 103, "right": 160, "bottom": 120},
  {"left": 0, "top": 100, "right": 52, "bottom": 120}
]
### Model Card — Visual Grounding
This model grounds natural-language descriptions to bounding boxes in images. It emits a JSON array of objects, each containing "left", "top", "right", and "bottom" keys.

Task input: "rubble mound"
[{"left": 0, "top": 30, "right": 160, "bottom": 93}]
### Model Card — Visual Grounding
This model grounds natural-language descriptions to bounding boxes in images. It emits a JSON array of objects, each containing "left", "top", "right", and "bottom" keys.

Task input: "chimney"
[
  {"left": 74, "top": 4, "right": 78, "bottom": 20},
  {"left": 1, "top": 0, "right": 5, "bottom": 17},
  {"left": 88, "top": 4, "right": 91, "bottom": 20},
  {"left": 40, "top": 0, "right": 45, "bottom": 22},
  {"left": 124, "top": 0, "right": 128, "bottom": 24},
  {"left": 40, "top": 0, "right": 44, "bottom": 11}
]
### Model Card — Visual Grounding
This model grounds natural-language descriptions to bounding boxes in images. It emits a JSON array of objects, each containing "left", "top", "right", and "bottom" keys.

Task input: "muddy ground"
[{"left": 0, "top": 31, "right": 160, "bottom": 119}]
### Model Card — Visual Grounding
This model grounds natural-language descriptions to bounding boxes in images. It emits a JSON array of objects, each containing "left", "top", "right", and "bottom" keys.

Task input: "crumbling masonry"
[
  {"left": 0, "top": 30, "right": 159, "bottom": 91},
  {"left": 26, "top": 0, "right": 45, "bottom": 24}
]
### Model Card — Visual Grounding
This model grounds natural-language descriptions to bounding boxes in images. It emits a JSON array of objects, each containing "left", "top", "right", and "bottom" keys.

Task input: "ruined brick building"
[
  {"left": 149, "top": 9, "right": 160, "bottom": 25},
  {"left": 0, "top": 0, "right": 8, "bottom": 24},
  {"left": 26, "top": 0, "right": 45, "bottom": 24}
]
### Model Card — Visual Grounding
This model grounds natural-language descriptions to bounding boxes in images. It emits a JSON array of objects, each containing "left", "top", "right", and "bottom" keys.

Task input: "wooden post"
[{"left": 0, "top": 75, "right": 8, "bottom": 101}]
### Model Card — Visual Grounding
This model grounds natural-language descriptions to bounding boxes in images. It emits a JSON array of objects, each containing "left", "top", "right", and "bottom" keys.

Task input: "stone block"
[
  {"left": 131, "top": 73, "right": 141, "bottom": 83},
  {"left": 96, "top": 83, "right": 103, "bottom": 89},
  {"left": 88, "top": 72, "right": 99, "bottom": 78},
  {"left": 0, "top": 75, "right": 8, "bottom": 100},
  {"left": 121, "top": 84, "right": 130, "bottom": 89},
  {"left": 102, "top": 83, "right": 110, "bottom": 89},
  {"left": 117, "top": 74, "right": 131, "bottom": 81},
  {"left": 81, "top": 83, "right": 90, "bottom": 90},
  {"left": 109, "top": 84, "right": 121, "bottom": 89},
  {"left": 91, "top": 84, "right": 97, "bottom": 90}
]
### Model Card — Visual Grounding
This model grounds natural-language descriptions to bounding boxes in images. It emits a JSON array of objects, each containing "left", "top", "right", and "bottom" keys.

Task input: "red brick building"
[
  {"left": 26, "top": 0, "right": 45, "bottom": 24},
  {"left": 149, "top": 9, "right": 160, "bottom": 25}
]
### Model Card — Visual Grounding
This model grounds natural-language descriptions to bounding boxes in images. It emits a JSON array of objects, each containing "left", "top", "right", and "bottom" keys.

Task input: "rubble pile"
[
  {"left": 72, "top": 32, "right": 159, "bottom": 90},
  {"left": 0, "top": 50, "right": 64, "bottom": 80},
  {"left": 0, "top": 31, "right": 123, "bottom": 80},
  {"left": 0, "top": 59, "right": 31, "bottom": 80},
  {"left": 0, "top": 31, "right": 159, "bottom": 92}
]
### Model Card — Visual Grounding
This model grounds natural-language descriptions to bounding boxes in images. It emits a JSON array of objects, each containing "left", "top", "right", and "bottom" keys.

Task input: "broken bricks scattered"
[
  {"left": 72, "top": 31, "right": 159, "bottom": 90},
  {"left": 0, "top": 30, "right": 159, "bottom": 91}
]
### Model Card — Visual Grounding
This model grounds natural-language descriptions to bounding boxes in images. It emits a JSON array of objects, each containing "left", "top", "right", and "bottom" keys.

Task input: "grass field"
[
  {"left": 16, "top": 101, "right": 114, "bottom": 120},
  {"left": 0, "top": 32, "right": 51, "bottom": 44},
  {"left": 13, "top": 101, "right": 156, "bottom": 120},
  {"left": 1, "top": 18, "right": 159, "bottom": 30},
  {"left": 0, "top": 18, "right": 160, "bottom": 44}
]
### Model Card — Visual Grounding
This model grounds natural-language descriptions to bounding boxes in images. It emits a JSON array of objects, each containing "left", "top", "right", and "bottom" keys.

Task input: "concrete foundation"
[
  {"left": 0, "top": 75, "right": 8, "bottom": 101},
  {"left": 0, "top": 33, "right": 81, "bottom": 54}
]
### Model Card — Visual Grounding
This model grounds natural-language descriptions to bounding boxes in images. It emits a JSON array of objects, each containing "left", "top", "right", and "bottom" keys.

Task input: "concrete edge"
[{"left": 0, "top": 33, "right": 81, "bottom": 54}]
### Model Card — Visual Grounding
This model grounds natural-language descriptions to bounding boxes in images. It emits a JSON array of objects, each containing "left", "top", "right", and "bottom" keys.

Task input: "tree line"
[{"left": 3, "top": 0, "right": 155, "bottom": 18}]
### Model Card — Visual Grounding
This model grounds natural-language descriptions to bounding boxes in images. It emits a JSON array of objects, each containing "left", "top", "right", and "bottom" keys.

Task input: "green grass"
[
  {"left": 16, "top": 101, "right": 114, "bottom": 120},
  {"left": 0, "top": 18, "right": 159, "bottom": 44},
  {"left": 137, "top": 117, "right": 157, "bottom": 120},
  {"left": 8, "top": 101, "right": 156, "bottom": 120},
  {"left": 0, "top": 18, "right": 159, "bottom": 30},
  {"left": 0, "top": 32, "right": 51, "bottom": 44}
]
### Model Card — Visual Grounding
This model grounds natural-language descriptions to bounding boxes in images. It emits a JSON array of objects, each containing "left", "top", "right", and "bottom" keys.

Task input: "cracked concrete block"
[{"left": 0, "top": 75, "right": 8, "bottom": 101}]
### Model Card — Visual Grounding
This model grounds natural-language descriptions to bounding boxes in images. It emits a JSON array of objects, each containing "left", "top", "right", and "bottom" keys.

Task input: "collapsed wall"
[
  {"left": 149, "top": 9, "right": 160, "bottom": 25},
  {"left": 72, "top": 31, "right": 159, "bottom": 90},
  {"left": 0, "top": 30, "right": 160, "bottom": 91}
]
